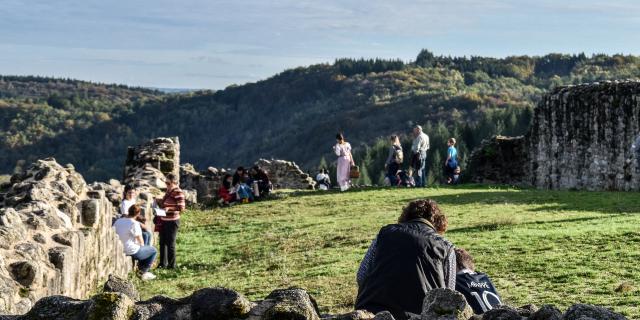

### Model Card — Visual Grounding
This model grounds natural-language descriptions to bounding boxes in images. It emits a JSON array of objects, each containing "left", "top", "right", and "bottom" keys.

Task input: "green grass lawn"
[{"left": 136, "top": 186, "right": 640, "bottom": 318}]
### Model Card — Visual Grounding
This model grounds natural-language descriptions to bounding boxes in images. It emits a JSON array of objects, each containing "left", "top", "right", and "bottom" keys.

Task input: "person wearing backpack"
[
  {"left": 444, "top": 138, "right": 458, "bottom": 184},
  {"left": 385, "top": 135, "right": 404, "bottom": 186}
]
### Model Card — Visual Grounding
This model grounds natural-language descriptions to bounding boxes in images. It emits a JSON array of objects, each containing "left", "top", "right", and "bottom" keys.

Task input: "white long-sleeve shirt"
[{"left": 411, "top": 132, "right": 430, "bottom": 153}]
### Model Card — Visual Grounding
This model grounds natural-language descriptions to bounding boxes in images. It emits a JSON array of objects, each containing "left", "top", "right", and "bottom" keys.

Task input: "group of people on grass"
[
  {"left": 356, "top": 199, "right": 501, "bottom": 319},
  {"left": 217, "top": 166, "right": 272, "bottom": 205},
  {"left": 327, "top": 126, "right": 461, "bottom": 191},
  {"left": 113, "top": 173, "right": 186, "bottom": 281},
  {"left": 111, "top": 174, "right": 499, "bottom": 317}
]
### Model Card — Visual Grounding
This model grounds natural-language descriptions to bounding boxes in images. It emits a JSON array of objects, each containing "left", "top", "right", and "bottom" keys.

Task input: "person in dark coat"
[
  {"left": 454, "top": 248, "right": 502, "bottom": 314},
  {"left": 355, "top": 199, "right": 456, "bottom": 320}
]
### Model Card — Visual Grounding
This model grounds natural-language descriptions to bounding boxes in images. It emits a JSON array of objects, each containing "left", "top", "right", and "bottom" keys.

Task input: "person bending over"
[
  {"left": 455, "top": 248, "right": 502, "bottom": 314},
  {"left": 113, "top": 205, "right": 157, "bottom": 280},
  {"left": 356, "top": 199, "right": 456, "bottom": 320}
]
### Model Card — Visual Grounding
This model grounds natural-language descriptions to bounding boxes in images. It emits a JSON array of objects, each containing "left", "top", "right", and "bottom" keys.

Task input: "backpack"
[{"left": 393, "top": 145, "right": 404, "bottom": 164}]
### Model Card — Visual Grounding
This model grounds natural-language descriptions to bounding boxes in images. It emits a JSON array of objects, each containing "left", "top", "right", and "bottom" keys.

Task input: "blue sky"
[{"left": 1, "top": 0, "right": 639, "bottom": 89}]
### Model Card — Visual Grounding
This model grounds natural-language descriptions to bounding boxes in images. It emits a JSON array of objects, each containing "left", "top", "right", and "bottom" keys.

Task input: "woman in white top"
[
  {"left": 333, "top": 133, "right": 355, "bottom": 191},
  {"left": 113, "top": 204, "right": 157, "bottom": 280},
  {"left": 120, "top": 185, "right": 151, "bottom": 246}
]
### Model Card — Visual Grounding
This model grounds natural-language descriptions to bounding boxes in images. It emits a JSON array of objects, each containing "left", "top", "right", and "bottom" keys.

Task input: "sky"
[{"left": 1, "top": 0, "right": 639, "bottom": 89}]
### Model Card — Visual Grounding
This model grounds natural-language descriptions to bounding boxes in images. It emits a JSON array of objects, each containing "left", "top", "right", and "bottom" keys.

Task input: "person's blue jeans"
[
  {"left": 416, "top": 152, "right": 427, "bottom": 187},
  {"left": 131, "top": 245, "right": 157, "bottom": 273},
  {"left": 142, "top": 230, "right": 152, "bottom": 246}
]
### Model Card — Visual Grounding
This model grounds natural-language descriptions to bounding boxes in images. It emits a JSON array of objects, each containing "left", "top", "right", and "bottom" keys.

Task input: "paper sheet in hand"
[{"left": 154, "top": 208, "right": 166, "bottom": 217}]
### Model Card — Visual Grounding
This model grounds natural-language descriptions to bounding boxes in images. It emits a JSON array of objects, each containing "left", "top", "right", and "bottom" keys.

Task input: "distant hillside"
[{"left": 1, "top": 52, "right": 640, "bottom": 182}]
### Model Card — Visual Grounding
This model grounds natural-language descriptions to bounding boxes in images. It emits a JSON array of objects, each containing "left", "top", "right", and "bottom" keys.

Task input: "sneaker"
[{"left": 140, "top": 272, "right": 156, "bottom": 281}]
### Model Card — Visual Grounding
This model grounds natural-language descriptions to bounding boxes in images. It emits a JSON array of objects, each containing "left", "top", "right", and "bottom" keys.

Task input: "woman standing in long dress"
[{"left": 333, "top": 133, "right": 354, "bottom": 191}]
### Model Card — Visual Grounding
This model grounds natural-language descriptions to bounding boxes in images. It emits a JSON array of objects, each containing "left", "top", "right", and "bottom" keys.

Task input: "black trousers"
[{"left": 159, "top": 219, "right": 180, "bottom": 268}]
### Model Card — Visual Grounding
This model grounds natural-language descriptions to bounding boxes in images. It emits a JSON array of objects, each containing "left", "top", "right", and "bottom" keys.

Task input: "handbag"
[{"left": 350, "top": 165, "right": 360, "bottom": 179}]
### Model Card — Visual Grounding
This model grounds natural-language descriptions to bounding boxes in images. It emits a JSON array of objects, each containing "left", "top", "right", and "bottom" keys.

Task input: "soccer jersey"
[{"left": 455, "top": 270, "right": 502, "bottom": 314}]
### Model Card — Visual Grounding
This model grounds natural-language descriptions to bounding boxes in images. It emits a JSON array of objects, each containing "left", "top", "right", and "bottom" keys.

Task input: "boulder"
[
  {"left": 481, "top": 307, "right": 522, "bottom": 320},
  {"left": 132, "top": 295, "right": 191, "bottom": 320},
  {"left": 19, "top": 295, "right": 90, "bottom": 320},
  {"left": 373, "top": 311, "right": 395, "bottom": 320},
  {"left": 189, "top": 287, "right": 251, "bottom": 320},
  {"left": 103, "top": 274, "right": 139, "bottom": 301},
  {"left": 420, "top": 288, "right": 473, "bottom": 320},
  {"left": 529, "top": 305, "right": 562, "bottom": 320},
  {"left": 563, "top": 304, "right": 627, "bottom": 320},
  {"left": 250, "top": 288, "right": 320, "bottom": 320},
  {"left": 324, "top": 310, "right": 376, "bottom": 320},
  {"left": 85, "top": 292, "right": 135, "bottom": 320}
]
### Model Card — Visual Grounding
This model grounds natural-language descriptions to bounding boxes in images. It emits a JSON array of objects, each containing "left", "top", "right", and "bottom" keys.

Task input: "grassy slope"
[{"left": 137, "top": 186, "right": 640, "bottom": 317}]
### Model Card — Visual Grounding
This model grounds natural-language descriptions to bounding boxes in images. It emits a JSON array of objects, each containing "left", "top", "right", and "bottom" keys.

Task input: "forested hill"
[{"left": 2, "top": 51, "right": 640, "bottom": 183}]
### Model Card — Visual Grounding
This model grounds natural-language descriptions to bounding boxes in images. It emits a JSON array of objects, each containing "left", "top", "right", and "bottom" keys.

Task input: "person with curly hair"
[{"left": 355, "top": 199, "right": 456, "bottom": 320}]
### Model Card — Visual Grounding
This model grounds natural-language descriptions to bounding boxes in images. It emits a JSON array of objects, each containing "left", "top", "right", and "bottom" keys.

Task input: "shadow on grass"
[
  {"left": 448, "top": 213, "right": 630, "bottom": 234},
  {"left": 396, "top": 190, "right": 640, "bottom": 215}
]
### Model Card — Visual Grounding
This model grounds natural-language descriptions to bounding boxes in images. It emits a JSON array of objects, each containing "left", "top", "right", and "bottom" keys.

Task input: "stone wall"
[
  {"left": 470, "top": 81, "right": 640, "bottom": 190},
  {"left": 180, "top": 164, "right": 223, "bottom": 205},
  {"left": 255, "top": 159, "right": 316, "bottom": 190},
  {"left": 0, "top": 158, "right": 130, "bottom": 315},
  {"left": 467, "top": 136, "right": 528, "bottom": 185},
  {"left": 123, "top": 137, "right": 182, "bottom": 224},
  {"left": 1, "top": 277, "right": 628, "bottom": 320}
]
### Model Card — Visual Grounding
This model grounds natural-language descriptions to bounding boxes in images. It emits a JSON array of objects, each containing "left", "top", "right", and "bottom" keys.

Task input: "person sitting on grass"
[
  {"left": 218, "top": 174, "right": 236, "bottom": 206},
  {"left": 356, "top": 199, "right": 456, "bottom": 320},
  {"left": 236, "top": 175, "right": 254, "bottom": 203},
  {"left": 232, "top": 166, "right": 246, "bottom": 187},
  {"left": 316, "top": 168, "right": 331, "bottom": 190},
  {"left": 113, "top": 204, "right": 157, "bottom": 280},
  {"left": 452, "top": 166, "right": 461, "bottom": 185},
  {"left": 249, "top": 166, "right": 272, "bottom": 198},
  {"left": 454, "top": 248, "right": 502, "bottom": 314}
]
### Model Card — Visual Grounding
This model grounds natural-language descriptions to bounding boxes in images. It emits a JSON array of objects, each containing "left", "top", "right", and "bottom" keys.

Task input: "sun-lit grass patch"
[{"left": 136, "top": 186, "right": 640, "bottom": 317}]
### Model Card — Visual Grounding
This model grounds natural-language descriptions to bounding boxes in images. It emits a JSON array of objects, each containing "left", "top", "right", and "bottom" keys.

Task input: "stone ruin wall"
[
  {"left": 0, "top": 159, "right": 130, "bottom": 315},
  {"left": 122, "top": 137, "right": 183, "bottom": 228},
  {"left": 470, "top": 81, "right": 640, "bottom": 190},
  {"left": 0, "top": 275, "right": 628, "bottom": 320}
]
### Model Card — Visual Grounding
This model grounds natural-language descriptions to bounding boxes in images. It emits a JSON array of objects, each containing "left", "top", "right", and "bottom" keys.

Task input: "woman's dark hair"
[
  {"left": 398, "top": 199, "right": 448, "bottom": 234},
  {"left": 123, "top": 184, "right": 135, "bottom": 199},
  {"left": 455, "top": 248, "right": 475, "bottom": 272},
  {"left": 127, "top": 204, "right": 141, "bottom": 218},
  {"left": 222, "top": 174, "right": 232, "bottom": 189},
  {"left": 166, "top": 173, "right": 178, "bottom": 184},
  {"left": 336, "top": 133, "right": 344, "bottom": 141},
  {"left": 236, "top": 166, "right": 245, "bottom": 173}
]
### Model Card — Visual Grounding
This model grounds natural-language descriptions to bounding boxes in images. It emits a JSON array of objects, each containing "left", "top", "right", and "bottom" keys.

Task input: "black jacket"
[{"left": 355, "top": 219, "right": 454, "bottom": 320}]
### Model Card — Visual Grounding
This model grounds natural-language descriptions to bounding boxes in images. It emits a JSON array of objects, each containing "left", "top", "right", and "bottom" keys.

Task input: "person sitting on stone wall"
[
  {"left": 454, "top": 248, "right": 501, "bottom": 314},
  {"left": 113, "top": 204, "right": 157, "bottom": 280},
  {"left": 249, "top": 166, "right": 272, "bottom": 198},
  {"left": 120, "top": 184, "right": 152, "bottom": 246},
  {"left": 316, "top": 168, "right": 331, "bottom": 190},
  {"left": 355, "top": 199, "right": 456, "bottom": 320},
  {"left": 156, "top": 173, "right": 186, "bottom": 269},
  {"left": 218, "top": 174, "right": 236, "bottom": 206}
]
